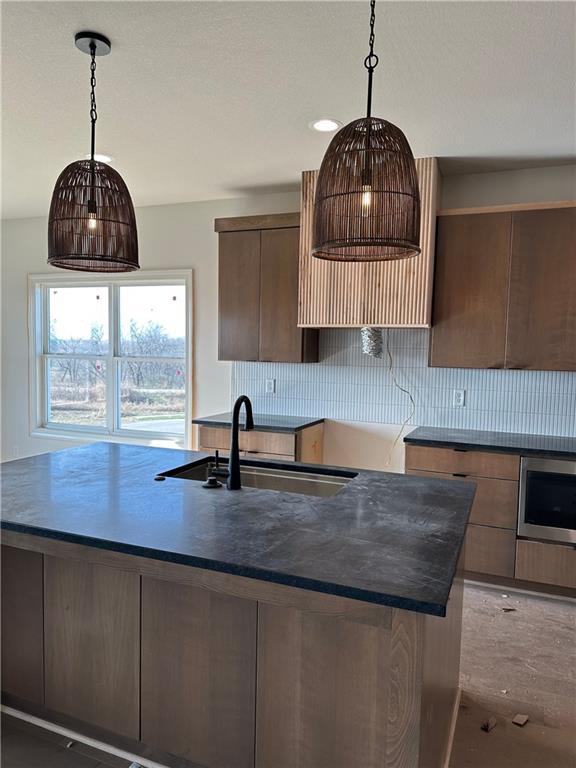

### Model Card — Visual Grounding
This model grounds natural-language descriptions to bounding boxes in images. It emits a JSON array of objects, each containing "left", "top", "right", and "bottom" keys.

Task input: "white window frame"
[{"left": 28, "top": 270, "right": 193, "bottom": 448}]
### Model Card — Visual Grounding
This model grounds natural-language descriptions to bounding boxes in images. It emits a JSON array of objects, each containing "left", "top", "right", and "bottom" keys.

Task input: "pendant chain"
[
  {"left": 89, "top": 43, "right": 97, "bottom": 161},
  {"left": 364, "top": 0, "right": 379, "bottom": 119}
]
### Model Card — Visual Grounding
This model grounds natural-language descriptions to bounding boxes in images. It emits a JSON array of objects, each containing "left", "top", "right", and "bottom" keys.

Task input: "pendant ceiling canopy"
[
  {"left": 312, "top": 0, "right": 421, "bottom": 262},
  {"left": 48, "top": 31, "right": 139, "bottom": 272}
]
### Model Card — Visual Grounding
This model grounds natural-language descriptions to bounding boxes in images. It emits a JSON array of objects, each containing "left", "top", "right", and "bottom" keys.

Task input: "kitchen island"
[{"left": 1, "top": 443, "right": 474, "bottom": 768}]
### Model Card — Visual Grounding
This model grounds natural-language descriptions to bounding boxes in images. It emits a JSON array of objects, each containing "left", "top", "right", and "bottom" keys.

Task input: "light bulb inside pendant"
[
  {"left": 361, "top": 185, "right": 372, "bottom": 217},
  {"left": 87, "top": 198, "right": 98, "bottom": 230}
]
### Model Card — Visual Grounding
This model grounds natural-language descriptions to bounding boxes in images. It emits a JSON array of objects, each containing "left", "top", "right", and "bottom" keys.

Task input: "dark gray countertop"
[
  {"left": 0, "top": 443, "right": 475, "bottom": 617},
  {"left": 193, "top": 412, "right": 324, "bottom": 433},
  {"left": 405, "top": 426, "right": 576, "bottom": 459}
]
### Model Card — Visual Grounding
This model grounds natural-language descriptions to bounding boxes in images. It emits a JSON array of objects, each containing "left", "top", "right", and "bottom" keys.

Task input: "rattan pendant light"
[
  {"left": 312, "top": 0, "right": 420, "bottom": 262},
  {"left": 48, "top": 32, "right": 138, "bottom": 272}
]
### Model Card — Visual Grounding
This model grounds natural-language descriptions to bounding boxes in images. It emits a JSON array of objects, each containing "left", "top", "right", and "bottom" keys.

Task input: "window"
[{"left": 29, "top": 272, "right": 192, "bottom": 446}]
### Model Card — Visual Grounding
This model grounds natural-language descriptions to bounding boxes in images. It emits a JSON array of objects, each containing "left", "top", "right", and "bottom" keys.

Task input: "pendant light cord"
[{"left": 89, "top": 43, "right": 97, "bottom": 161}]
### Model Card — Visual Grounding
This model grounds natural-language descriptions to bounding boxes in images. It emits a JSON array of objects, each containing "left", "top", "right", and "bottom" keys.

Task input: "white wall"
[{"left": 1, "top": 190, "right": 299, "bottom": 460}]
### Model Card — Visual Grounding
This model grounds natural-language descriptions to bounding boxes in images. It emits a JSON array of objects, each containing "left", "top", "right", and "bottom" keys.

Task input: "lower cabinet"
[
  {"left": 1, "top": 546, "right": 44, "bottom": 704},
  {"left": 141, "top": 577, "right": 257, "bottom": 768},
  {"left": 198, "top": 423, "right": 324, "bottom": 464},
  {"left": 464, "top": 525, "right": 516, "bottom": 578},
  {"left": 516, "top": 540, "right": 576, "bottom": 589},
  {"left": 44, "top": 555, "right": 140, "bottom": 739},
  {"left": 405, "top": 445, "right": 519, "bottom": 581}
]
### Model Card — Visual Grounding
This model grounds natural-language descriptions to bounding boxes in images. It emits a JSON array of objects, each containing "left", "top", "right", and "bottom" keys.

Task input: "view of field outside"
[{"left": 47, "top": 285, "right": 186, "bottom": 434}]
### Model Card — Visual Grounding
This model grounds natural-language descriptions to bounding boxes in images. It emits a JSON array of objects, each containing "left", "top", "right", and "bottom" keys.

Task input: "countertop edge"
[
  {"left": 192, "top": 416, "right": 326, "bottom": 434},
  {"left": 0, "top": 521, "right": 447, "bottom": 617},
  {"left": 404, "top": 432, "right": 576, "bottom": 460},
  {"left": 404, "top": 436, "right": 576, "bottom": 460}
]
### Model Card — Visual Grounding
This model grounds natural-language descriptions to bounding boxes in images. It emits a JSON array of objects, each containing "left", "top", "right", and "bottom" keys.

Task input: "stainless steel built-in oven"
[{"left": 518, "top": 457, "right": 576, "bottom": 544}]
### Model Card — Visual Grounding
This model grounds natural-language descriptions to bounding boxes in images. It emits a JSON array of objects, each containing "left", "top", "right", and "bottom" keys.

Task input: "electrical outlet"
[
  {"left": 265, "top": 378, "right": 276, "bottom": 395},
  {"left": 453, "top": 389, "right": 466, "bottom": 408}
]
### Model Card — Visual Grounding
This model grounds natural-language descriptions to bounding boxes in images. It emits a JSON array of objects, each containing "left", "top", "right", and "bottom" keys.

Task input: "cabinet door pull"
[
  {"left": 452, "top": 473, "right": 468, "bottom": 478},
  {"left": 454, "top": 448, "right": 468, "bottom": 453}
]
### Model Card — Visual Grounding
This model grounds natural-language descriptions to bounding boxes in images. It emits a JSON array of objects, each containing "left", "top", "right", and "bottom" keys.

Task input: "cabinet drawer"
[
  {"left": 464, "top": 525, "right": 516, "bottom": 578},
  {"left": 406, "top": 470, "right": 518, "bottom": 529},
  {"left": 244, "top": 451, "right": 295, "bottom": 462},
  {"left": 405, "top": 445, "right": 519, "bottom": 480},
  {"left": 198, "top": 426, "right": 296, "bottom": 457},
  {"left": 516, "top": 540, "right": 576, "bottom": 589}
]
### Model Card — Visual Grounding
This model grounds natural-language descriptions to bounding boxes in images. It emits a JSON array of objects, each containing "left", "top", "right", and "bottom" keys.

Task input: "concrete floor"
[
  {"left": 450, "top": 582, "right": 576, "bottom": 768},
  {"left": 1, "top": 583, "right": 575, "bottom": 768}
]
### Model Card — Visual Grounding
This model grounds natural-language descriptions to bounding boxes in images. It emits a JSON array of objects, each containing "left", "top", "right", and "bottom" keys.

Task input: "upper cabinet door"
[
  {"left": 430, "top": 212, "right": 512, "bottom": 369},
  {"left": 218, "top": 230, "right": 261, "bottom": 361},
  {"left": 260, "top": 227, "right": 302, "bottom": 362},
  {"left": 506, "top": 208, "right": 576, "bottom": 371}
]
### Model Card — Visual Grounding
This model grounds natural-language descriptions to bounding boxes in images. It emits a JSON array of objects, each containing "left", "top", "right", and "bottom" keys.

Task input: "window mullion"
[{"left": 108, "top": 285, "right": 117, "bottom": 434}]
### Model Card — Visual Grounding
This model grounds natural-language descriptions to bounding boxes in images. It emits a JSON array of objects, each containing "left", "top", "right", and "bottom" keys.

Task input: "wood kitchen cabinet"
[
  {"left": 141, "top": 577, "right": 257, "bottom": 768},
  {"left": 515, "top": 539, "right": 576, "bottom": 589},
  {"left": 430, "top": 203, "right": 576, "bottom": 371},
  {"left": 1, "top": 546, "right": 44, "bottom": 705},
  {"left": 197, "top": 422, "right": 324, "bottom": 463},
  {"left": 430, "top": 212, "right": 511, "bottom": 368},
  {"left": 405, "top": 445, "right": 520, "bottom": 579},
  {"left": 218, "top": 229, "right": 261, "bottom": 361},
  {"left": 216, "top": 214, "right": 318, "bottom": 362},
  {"left": 506, "top": 207, "right": 576, "bottom": 370},
  {"left": 2, "top": 531, "right": 464, "bottom": 768},
  {"left": 298, "top": 158, "right": 440, "bottom": 327},
  {"left": 43, "top": 555, "right": 140, "bottom": 739}
]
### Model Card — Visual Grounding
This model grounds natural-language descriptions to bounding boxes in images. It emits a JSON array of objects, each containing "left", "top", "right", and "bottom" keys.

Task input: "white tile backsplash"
[{"left": 232, "top": 329, "right": 576, "bottom": 437}]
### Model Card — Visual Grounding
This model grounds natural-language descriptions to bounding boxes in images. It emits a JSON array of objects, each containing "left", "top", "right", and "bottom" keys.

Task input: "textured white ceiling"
[{"left": 2, "top": 1, "right": 575, "bottom": 219}]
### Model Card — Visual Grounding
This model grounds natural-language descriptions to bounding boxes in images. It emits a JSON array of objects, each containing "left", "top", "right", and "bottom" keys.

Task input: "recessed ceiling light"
[
  {"left": 310, "top": 119, "right": 342, "bottom": 133},
  {"left": 85, "top": 153, "right": 113, "bottom": 163}
]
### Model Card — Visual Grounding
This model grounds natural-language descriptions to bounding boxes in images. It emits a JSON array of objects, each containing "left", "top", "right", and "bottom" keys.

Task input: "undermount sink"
[{"left": 157, "top": 457, "right": 356, "bottom": 498}]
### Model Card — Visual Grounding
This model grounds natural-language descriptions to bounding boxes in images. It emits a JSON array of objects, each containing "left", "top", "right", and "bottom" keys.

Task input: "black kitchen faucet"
[{"left": 227, "top": 395, "right": 255, "bottom": 490}]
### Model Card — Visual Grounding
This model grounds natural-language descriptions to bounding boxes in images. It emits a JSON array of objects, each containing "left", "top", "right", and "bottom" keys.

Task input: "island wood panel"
[
  {"left": 386, "top": 610, "right": 424, "bottom": 768},
  {"left": 218, "top": 229, "right": 261, "bottom": 361},
  {"left": 43, "top": 555, "right": 140, "bottom": 739},
  {"left": 406, "top": 470, "right": 518, "bottom": 529},
  {"left": 141, "top": 577, "right": 257, "bottom": 768},
  {"left": 405, "top": 444, "right": 520, "bottom": 481},
  {"left": 298, "top": 158, "right": 440, "bottom": 328},
  {"left": 464, "top": 525, "right": 516, "bottom": 578},
  {"left": 420, "top": 572, "right": 464, "bottom": 768},
  {"left": 260, "top": 227, "right": 318, "bottom": 363},
  {"left": 506, "top": 207, "right": 576, "bottom": 371},
  {"left": 430, "top": 212, "right": 512, "bottom": 368},
  {"left": 1, "top": 546, "right": 44, "bottom": 705},
  {"left": 515, "top": 540, "right": 576, "bottom": 589},
  {"left": 255, "top": 604, "right": 393, "bottom": 768}
]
